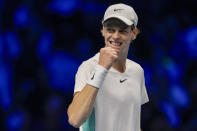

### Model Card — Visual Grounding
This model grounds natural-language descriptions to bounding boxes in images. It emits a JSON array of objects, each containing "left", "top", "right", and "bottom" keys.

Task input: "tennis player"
[{"left": 68, "top": 3, "right": 149, "bottom": 131}]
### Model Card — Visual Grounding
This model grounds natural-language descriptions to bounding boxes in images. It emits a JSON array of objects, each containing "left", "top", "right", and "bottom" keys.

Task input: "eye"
[
  {"left": 106, "top": 28, "right": 114, "bottom": 33},
  {"left": 120, "top": 30, "right": 128, "bottom": 34}
]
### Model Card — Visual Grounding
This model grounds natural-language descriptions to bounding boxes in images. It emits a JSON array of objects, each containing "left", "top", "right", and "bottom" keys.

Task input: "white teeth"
[{"left": 110, "top": 41, "right": 121, "bottom": 46}]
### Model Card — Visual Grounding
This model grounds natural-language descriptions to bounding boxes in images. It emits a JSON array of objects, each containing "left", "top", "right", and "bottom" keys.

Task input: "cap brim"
[{"left": 102, "top": 14, "right": 133, "bottom": 26}]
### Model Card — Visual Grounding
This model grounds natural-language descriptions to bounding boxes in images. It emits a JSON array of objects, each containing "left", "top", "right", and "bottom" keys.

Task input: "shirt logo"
[
  {"left": 91, "top": 72, "right": 95, "bottom": 80},
  {"left": 120, "top": 79, "right": 127, "bottom": 83},
  {"left": 114, "top": 8, "right": 124, "bottom": 12}
]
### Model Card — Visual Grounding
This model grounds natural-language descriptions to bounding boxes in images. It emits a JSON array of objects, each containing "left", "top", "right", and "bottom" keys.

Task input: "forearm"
[
  {"left": 67, "top": 84, "right": 99, "bottom": 127},
  {"left": 68, "top": 48, "right": 116, "bottom": 127}
]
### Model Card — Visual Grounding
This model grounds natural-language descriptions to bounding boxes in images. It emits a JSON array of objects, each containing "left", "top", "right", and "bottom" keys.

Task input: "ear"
[{"left": 131, "top": 27, "right": 138, "bottom": 40}]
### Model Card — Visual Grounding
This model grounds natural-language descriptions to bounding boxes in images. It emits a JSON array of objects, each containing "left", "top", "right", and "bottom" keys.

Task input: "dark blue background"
[{"left": 0, "top": 0, "right": 197, "bottom": 130}]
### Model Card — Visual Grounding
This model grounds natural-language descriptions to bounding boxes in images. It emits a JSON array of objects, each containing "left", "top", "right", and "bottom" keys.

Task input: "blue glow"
[
  {"left": 5, "top": 32, "right": 21, "bottom": 59},
  {"left": 82, "top": 2, "right": 105, "bottom": 15},
  {"left": 6, "top": 110, "right": 25, "bottom": 130},
  {"left": 162, "top": 57, "right": 179, "bottom": 83},
  {"left": 46, "top": 51, "right": 79, "bottom": 91},
  {"left": 46, "top": 95, "right": 63, "bottom": 113},
  {"left": 143, "top": 64, "right": 152, "bottom": 89},
  {"left": 0, "top": 63, "right": 12, "bottom": 110},
  {"left": 48, "top": 0, "right": 78, "bottom": 16},
  {"left": 77, "top": 39, "right": 91, "bottom": 53},
  {"left": 170, "top": 85, "right": 190, "bottom": 109},
  {"left": 159, "top": 101, "right": 180, "bottom": 127},
  {"left": 77, "top": 38, "right": 92, "bottom": 58},
  {"left": 0, "top": 34, "right": 3, "bottom": 58},
  {"left": 14, "top": 6, "right": 29, "bottom": 27},
  {"left": 37, "top": 32, "right": 53, "bottom": 60},
  {"left": 184, "top": 26, "right": 197, "bottom": 58}
]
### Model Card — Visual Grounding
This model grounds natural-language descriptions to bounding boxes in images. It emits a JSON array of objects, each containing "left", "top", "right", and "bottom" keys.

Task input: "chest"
[{"left": 96, "top": 71, "right": 141, "bottom": 106}]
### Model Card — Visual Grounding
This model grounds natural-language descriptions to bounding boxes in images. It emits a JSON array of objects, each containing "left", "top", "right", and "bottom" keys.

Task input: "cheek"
[
  {"left": 103, "top": 35, "right": 110, "bottom": 45},
  {"left": 124, "top": 36, "right": 132, "bottom": 44},
  {"left": 104, "top": 35, "right": 111, "bottom": 41}
]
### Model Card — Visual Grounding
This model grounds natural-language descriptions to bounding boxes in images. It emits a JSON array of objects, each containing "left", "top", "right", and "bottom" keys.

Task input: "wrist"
[
  {"left": 98, "top": 62, "right": 111, "bottom": 70},
  {"left": 87, "top": 64, "right": 108, "bottom": 88}
]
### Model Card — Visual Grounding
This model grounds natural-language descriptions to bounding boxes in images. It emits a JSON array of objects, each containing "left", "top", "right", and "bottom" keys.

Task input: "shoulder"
[
  {"left": 126, "top": 59, "right": 144, "bottom": 74},
  {"left": 78, "top": 53, "right": 99, "bottom": 72}
]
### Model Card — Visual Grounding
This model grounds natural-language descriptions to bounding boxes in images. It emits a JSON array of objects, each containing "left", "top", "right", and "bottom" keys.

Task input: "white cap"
[{"left": 102, "top": 3, "right": 138, "bottom": 26}]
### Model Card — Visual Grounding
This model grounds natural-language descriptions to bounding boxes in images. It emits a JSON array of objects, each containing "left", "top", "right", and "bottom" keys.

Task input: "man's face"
[{"left": 101, "top": 25, "right": 136, "bottom": 54}]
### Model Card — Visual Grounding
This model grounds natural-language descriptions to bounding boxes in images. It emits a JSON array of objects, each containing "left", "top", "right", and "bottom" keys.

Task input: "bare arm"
[
  {"left": 67, "top": 47, "right": 119, "bottom": 128},
  {"left": 67, "top": 84, "right": 98, "bottom": 128}
]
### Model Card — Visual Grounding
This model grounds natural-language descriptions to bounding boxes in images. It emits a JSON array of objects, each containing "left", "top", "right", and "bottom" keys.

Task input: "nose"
[{"left": 112, "top": 31, "right": 120, "bottom": 40}]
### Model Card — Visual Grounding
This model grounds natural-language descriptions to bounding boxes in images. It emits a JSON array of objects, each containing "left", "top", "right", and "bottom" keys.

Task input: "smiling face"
[{"left": 101, "top": 18, "right": 137, "bottom": 56}]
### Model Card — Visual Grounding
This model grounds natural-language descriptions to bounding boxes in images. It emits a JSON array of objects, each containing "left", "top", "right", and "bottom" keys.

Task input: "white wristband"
[{"left": 87, "top": 64, "right": 108, "bottom": 88}]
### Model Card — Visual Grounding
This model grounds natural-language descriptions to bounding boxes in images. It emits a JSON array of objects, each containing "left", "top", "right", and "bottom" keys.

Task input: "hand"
[{"left": 98, "top": 47, "right": 120, "bottom": 70}]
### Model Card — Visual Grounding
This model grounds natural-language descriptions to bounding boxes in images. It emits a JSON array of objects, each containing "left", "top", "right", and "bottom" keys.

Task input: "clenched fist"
[{"left": 98, "top": 47, "right": 120, "bottom": 70}]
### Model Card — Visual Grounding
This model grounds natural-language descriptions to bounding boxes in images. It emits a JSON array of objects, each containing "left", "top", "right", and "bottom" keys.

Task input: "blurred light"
[
  {"left": 159, "top": 101, "right": 180, "bottom": 127},
  {"left": 37, "top": 32, "right": 53, "bottom": 60},
  {"left": 0, "top": 34, "right": 3, "bottom": 58},
  {"left": 184, "top": 26, "right": 197, "bottom": 58},
  {"left": 82, "top": 2, "right": 105, "bottom": 15},
  {"left": 169, "top": 85, "right": 190, "bottom": 109},
  {"left": 143, "top": 64, "right": 152, "bottom": 89},
  {"left": 6, "top": 110, "right": 25, "bottom": 130},
  {"left": 46, "top": 51, "right": 79, "bottom": 91},
  {"left": 77, "top": 38, "right": 92, "bottom": 58},
  {"left": 77, "top": 39, "right": 91, "bottom": 53},
  {"left": 48, "top": 0, "right": 78, "bottom": 16},
  {"left": 0, "top": 63, "right": 12, "bottom": 110},
  {"left": 45, "top": 95, "right": 63, "bottom": 114},
  {"left": 155, "top": 62, "right": 165, "bottom": 77},
  {"left": 5, "top": 31, "right": 21, "bottom": 59},
  {"left": 14, "top": 6, "right": 29, "bottom": 27},
  {"left": 162, "top": 57, "right": 179, "bottom": 83}
]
